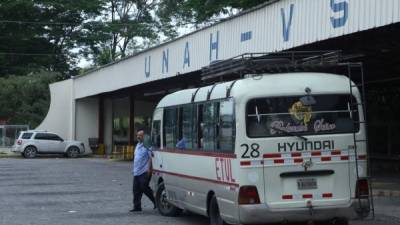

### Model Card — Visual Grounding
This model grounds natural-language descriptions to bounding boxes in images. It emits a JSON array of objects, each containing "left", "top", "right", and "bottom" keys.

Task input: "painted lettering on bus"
[
  {"left": 277, "top": 140, "right": 335, "bottom": 152},
  {"left": 215, "top": 157, "right": 236, "bottom": 183}
]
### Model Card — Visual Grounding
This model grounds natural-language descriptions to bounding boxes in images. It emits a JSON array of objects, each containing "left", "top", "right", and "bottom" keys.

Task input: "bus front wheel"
[
  {"left": 156, "top": 182, "right": 181, "bottom": 217},
  {"left": 209, "top": 195, "right": 227, "bottom": 225}
]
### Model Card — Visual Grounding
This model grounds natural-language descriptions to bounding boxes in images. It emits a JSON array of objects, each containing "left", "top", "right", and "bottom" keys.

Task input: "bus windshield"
[{"left": 246, "top": 94, "right": 359, "bottom": 138}]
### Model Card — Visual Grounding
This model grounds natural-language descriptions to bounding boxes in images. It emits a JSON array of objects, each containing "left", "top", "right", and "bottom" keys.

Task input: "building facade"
[{"left": 37, "top": 0, "right": 400, "bottom": 160}]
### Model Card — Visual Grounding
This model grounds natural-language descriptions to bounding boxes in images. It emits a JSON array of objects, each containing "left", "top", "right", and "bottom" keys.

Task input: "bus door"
[
  {"left": 246, "top": 94, "right": 359, "bottom": 209},
  {"left": 151, "top": 108, "right": 163, "bottom": 185}
]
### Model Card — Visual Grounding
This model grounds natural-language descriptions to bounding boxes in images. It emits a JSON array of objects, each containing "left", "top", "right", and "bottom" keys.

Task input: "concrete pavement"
[{"left": 1, "top": 157, "right": 400, "bottom": 225}]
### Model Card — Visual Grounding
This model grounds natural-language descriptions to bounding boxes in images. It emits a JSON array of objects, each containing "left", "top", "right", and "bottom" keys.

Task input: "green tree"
[
  {"left": 83, "top": 0, "right": 173, "bottom": 66},
  {"left": 0, "top": 72, "right": 60, "bottom": 128},
  {"left": 156, "top": 0, "right": 272, "bottom": 28},
  {"left": 0, "top": 0, "right": 104, "bottom": 77}
]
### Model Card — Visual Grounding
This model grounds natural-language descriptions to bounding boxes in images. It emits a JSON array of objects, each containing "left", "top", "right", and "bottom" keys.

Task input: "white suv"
[{"left": 13, "top": 131, "right": 85, "bottom": 158}]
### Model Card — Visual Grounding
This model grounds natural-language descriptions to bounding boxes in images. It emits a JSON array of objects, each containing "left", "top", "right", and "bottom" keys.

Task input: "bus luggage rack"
[{"left": 201, "top": 51, "right": 344, "bottom": 81}]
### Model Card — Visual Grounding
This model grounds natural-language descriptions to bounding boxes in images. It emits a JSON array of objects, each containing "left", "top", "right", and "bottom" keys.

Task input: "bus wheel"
[
  {"left": 209, "top": 195, "right": 227, "bottom": 225},
  {"left": 156, "top": 182, "right": 181, "bottom": 217}
]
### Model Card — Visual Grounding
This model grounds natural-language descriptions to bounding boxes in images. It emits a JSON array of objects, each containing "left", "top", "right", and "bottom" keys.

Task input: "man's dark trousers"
[{"left": 133, "top": 172, "right": 155, "bottom": 210}]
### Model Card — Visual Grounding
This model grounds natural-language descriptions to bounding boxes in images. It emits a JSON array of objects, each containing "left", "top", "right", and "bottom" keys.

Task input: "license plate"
[{"left": 297, "top": 178, "right": 317, "bottom": 190}]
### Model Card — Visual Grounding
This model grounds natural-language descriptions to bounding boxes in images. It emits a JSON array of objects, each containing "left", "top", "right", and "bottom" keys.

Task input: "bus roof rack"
[{"left": 201, "top": 50, "right": 355, "bottom": 81}]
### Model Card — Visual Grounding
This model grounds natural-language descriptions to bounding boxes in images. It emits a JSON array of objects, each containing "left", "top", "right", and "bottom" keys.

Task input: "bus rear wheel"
[
  {"left": 209, "top": 195, "right": 227, "bottom": 225},
  {"left": 156, "top": 182, "right": 181, "bottom": 217}
]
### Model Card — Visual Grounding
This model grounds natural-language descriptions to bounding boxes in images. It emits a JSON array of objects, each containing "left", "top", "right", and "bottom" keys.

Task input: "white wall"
[
  {"left": 36, "top": 80, "right": 74, "bottom": 140},
  {"left": 75, "top": 97, "right": 99, "bottom": 153}
]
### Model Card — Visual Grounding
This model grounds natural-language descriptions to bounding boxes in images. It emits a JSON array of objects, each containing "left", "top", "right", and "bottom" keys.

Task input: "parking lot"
[{"left": 1, "top": 157, "right": 400, "bottom": 225}]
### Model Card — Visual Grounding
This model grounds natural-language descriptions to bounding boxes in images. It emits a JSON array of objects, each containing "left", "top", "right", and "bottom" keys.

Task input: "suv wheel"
[
  {"left": 66, "top": 147, "right": 79, "bottom": 158},
  {"left": 24, "top": 146, "right": 37, "bottom": 158}
]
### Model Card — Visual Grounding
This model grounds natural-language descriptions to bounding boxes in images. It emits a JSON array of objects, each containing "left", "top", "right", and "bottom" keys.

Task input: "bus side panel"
[{"left": 159, "top": 151, "right": 240, "bottom": 221}]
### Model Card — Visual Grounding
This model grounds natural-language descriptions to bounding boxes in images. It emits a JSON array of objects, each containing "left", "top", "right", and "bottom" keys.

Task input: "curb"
[{"left": 372, "top": 189, "right": 400, "bottom": 197}]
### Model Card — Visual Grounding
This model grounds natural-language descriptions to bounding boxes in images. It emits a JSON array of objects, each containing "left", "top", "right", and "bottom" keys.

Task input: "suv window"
[
  {"left": 47, "top": 134, "right": 63, "bottom": 141},
  {"left": 21, "top": 132, "right": 33, "bottom": 139},
  {"left": 34, "top": 133, "right": 63, "bottom": 141},
  {"left": 34, "top": 133, "right": 47, "bottom": 140}
]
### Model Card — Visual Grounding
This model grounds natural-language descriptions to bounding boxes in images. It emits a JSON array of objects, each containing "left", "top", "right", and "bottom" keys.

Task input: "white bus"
[{"left": 149, "top": 72, "right": 370, "bottom": 225}]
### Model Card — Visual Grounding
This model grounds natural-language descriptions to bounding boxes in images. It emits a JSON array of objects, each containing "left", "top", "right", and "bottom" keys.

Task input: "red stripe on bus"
[
  {"left": 294, "top": 158, "right": 303, "bottom": 163},
  {"left": 303, "top": 194, "right": 313, "bottom": 199},
  {"left": 291, "top": 152, "right": 301, "bottom": 157},
  {"left": 160, "top": 148, "right": 237, "bottom": 158},
  {"left": 274, "top": 159, "right": 284, "bottom": 164},
  {"left": 153, "top": 169, "right": 239, "bottom": 187},
  {"left": 311, "top": 151, "right": 321, "bottom": 156},
  {"left": 358, "top": 155, "right": 366, "bottom": 160},
  {"left": 263, "top": 153, "right": 281, "bottom": 158},
  {"left": 331, "top": 150, "right": 341, "bottom": 155},
  {"left": 240, "top": 161, "right": 251, "bottom": 166},
  {"left": 282, "top": 195, "right": 293, "bottom": 200},
  {"left": 322, "top": 193, "right": 333, "bottom": 198},
  {"left": 321, "top": 157, "right": 331, "bottom": 161},
  {"left": 341, "top": 156, "right": 349, "bottom": 160}
]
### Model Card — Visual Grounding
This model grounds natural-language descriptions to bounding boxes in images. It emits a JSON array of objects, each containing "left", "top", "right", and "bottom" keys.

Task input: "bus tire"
[
  {"left": 156, "top": 182, "right": 181, "bottom": 217},
  {"left": 209, "top": 195, "right": 227, "bottom": 225}
]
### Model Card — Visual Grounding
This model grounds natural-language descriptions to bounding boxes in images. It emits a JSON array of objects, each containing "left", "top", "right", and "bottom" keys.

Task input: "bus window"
[
  {"left": 246, "top": 94, "right": 359, "bottom": 138},
  {"left": 202, "top": 102, "right": 219, "bottom": 151},
  {"left": 197, "top": 104, "right": 204, "bottom": 149},
  {"left": 180, "top": 105, "right": 194, "bottom": 149},
  {"left": 151, "top": 120, "right": 161, "bottom": 148},
  {"left": 164, "top": 107, "right": 178, "bottom": 148},
  {"left": 219, "top": 99, "right": 235, "bottom": 153}
]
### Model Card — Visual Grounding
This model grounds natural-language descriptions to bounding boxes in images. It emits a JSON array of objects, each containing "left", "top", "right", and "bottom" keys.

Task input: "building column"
[
  {"left": 98, "top": 95, "right": 104, "bottom": 145},
  {"left": 128, "top": 95, "right": 135, "bottom": 146}
]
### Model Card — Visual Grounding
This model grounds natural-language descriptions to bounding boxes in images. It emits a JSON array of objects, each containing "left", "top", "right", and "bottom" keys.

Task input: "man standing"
[{"left": 130, "top": 129, "right": 156, "bottom": 212}]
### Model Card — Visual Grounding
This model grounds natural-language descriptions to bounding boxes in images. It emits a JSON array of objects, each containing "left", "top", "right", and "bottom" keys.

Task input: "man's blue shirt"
[{"left": 132, "top": 142, "right": 151, "bottom": 176}]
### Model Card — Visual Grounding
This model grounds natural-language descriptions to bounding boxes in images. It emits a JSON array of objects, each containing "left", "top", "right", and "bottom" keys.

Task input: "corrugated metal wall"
[{"left": 74, "top": 0, "right": 400, "bottom": 99}]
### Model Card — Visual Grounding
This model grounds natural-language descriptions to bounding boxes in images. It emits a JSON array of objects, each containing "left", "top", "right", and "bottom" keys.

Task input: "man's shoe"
[{"left": 129, "top": 208, "right": 142, "bottom": 212}]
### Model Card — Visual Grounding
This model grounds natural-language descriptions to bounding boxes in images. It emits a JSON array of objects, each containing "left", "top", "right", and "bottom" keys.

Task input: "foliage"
[
  {"left": 156, "top": 0, "right": 272, "bottom": 28},
  {"left": 84, "top": 0, "right": 171, "bottom": 66},
  {"left": 0, "top": 0, "right": 104, "bottom": 77},
  {"left": 0, "top": 72, "right": 60, "bottom": 128}
]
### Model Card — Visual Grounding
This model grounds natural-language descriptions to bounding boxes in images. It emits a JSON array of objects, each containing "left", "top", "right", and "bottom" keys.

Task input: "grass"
[{"left": 0, "top": 152, "right": 20, "bottom": 158}]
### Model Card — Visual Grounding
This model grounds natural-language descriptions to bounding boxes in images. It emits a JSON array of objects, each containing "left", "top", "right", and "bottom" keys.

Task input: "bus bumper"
[{"left": 238, "top": 199, "right": 370, "bottom": 224}]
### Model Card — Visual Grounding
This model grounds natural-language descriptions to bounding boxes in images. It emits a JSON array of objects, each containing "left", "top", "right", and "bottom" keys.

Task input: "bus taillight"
[
  {"left": 239, "top": 186, "right": 260, "bottom": 205},
  {"left": 356, "top": 179, "right": 369, "bottom": 198}
]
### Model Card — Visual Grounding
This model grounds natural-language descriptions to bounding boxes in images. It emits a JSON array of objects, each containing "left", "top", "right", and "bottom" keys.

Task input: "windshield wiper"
[{"left": 271, "top": 127, "right": 308, "bottom": 141}]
